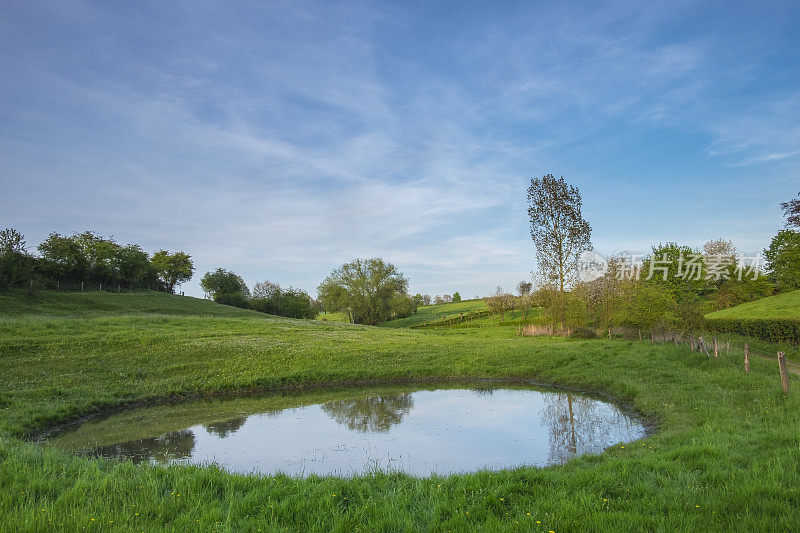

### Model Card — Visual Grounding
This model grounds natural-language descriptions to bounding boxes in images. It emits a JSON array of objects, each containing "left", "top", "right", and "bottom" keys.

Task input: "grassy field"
[
  {"left": 1, "top": 291, "right": 799, "bottom": 531},
  {"left": 705, "top": 289, "right": 800, "bottom": 320},
  {"left": 0, "top": 290, "right": 261, "bottom": 319},
  {"left": 381, "top": 299, "right": 488, "bottom": 328}
]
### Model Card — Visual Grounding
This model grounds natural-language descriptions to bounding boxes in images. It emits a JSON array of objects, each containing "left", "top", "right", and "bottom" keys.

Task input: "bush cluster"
[
  {"left": 570, "top": 327, "right": 598, "bottom": 339},
  {"left": 201, "top": 269, "right": 317, "bottom": 320},
  {"left": 706, "top": 318, "right": 800, "bottom": 345}
]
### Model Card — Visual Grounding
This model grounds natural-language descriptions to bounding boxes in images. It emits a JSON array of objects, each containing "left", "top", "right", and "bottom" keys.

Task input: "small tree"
[
  {"left": 527, "top": 174, "right": 592, "bottom": 326},
  {"left": 622, "top": 281, "right": 674, "bottom": 341},
  {"left": 485, "top": 286, "right": 513, "bottom": 321},
  {"left": 452, "top": 292, "right": 461, "bottom": 302},
  {"left": 422, "top": 294, "right": 432, "bottom": 306},
  {"left": 201, "top": 268, "right": 250, "bottom": 300},
  {"left": 516, "top": 281, "right": 533, "bottom": 296},
  {"left": 0, "top": 228, "right": 33, "bottom": 289},
  {"left": 150, "top": 250, "right": 194, "bottom": 293},
  {"left": 114, "top": 245, "right": 156, "bottom": 286},
  {"left": 316, "top": 258, "right": 409, "bottom": 325}
]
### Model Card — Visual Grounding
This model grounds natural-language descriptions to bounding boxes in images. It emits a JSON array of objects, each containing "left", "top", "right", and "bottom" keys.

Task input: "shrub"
[
  {"left": 214, "top": 293, "right": 252, "bottom": 310},
  {"left": 706, "top": 318, "right": 800, "bottom": 344},
  {"left": 570, "top": 327, "right": 598, "bottom": 339}
]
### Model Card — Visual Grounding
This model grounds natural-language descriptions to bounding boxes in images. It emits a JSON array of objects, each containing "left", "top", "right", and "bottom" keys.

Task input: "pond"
[{"left": 45, "top": 382, "right": 647, "bottom": 477}]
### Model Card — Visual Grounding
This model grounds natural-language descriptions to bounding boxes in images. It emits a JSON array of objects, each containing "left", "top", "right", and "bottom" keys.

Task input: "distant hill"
[
  {"left": 380, "top": 299, "right": 487, "bottom": 328},
  {"left": 0, "top": 290, "right": 263, "bottom": 319},
  {"left": 705, "top": 290, "right": 800, "bottom": 321}
]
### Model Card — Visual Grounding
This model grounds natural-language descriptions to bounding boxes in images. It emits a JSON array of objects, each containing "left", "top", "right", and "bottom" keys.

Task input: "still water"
[{"left": 46, "top": 382, "right": 646, "bottom": 477}]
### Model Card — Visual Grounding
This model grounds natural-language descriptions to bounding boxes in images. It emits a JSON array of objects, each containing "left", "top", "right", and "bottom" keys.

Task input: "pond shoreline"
[{"left": 30, "top": 374, "right": 658, "bottom": 445}]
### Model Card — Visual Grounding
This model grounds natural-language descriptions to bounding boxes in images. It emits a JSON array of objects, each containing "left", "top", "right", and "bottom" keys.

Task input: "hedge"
[{"left": 706, "top": 318, "right": 800, "bottom": 345}]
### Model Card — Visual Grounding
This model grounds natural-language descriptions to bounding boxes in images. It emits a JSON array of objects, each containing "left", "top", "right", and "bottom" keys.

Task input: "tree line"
[
  {"left": 518, "top": 176, "right": 800, "bottom": 338},
  {"left": 200, "top": 268, "right": 318, "bottom": 319},
  {"left": 410, "top": 292, "right": 462, "bottom": 306},
  {"left": 0, "top": 228, "right": 193, "bottom": 293}
]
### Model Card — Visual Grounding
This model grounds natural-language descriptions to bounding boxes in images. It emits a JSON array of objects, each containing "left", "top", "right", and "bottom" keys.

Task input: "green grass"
[
  {"left": 381, "top": 299, "right": 488, "bottom": 328},
  {"left": 316, "top": 310, "right": 350, "bottom": 323},
  {"left": 1, "top": 290, "right": 799, "bottom": 531},
  {"left": 705, "top": 289, "right": 800, "bottom": 320},
  {"left": 0, "top": 290, "right": 261, "bottom": 319}
]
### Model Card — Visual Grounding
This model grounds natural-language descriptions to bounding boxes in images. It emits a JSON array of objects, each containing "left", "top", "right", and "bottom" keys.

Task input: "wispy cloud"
[{"left": 1, "top": 0, "right": 799, "bottom": 296}]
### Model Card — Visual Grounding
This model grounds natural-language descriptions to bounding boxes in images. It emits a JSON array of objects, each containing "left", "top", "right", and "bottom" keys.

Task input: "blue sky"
[{"left": 1, "top": 1, "right": 799, "bottom": 298}]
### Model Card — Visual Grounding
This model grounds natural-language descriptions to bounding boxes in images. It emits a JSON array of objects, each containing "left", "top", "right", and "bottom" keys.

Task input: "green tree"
[
  {"left": 73, "top": 231, "right": 120, "bottom": 283},
  {"left": 0, "top": 228, "right": 33, "bottom": 289},
  {"left": 113, "top": 245, "right": 156, "bottom": 286},
  {"left": 452, "top": 292, "right": 461, "bottom": 302},
  {"left": 37, "top": 232, "right": 89, "bottom": 282},
  {"left": 150, "top": 250, "right": 194, "bottom": 293},
  {"left": 390, "top": 293, "right": 418, "bottom": 319},
  {"left": 641, "top": 243, "right": 707, "bottom": 303},
  {"left": 527, "top": 174, "right": 592, "bottom": 325},
  {"left": 622, "top": 281, "right": 674, "bottom": 340},
  {"left": 200, "top": 268, "right": 250, "bottom": 300},
  {"left": 764, "top": 230, "right": 800, "bottom": 291},
  {"left": 317, "top": 258, "right": 409, "bottom": 325},
  {"left": 251, "top": 283, "right": 317, "bottom": 319}
]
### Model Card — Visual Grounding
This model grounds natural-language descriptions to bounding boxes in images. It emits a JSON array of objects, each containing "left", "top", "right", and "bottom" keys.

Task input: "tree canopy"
[
  {"left": 527, "top": 174, "right": 592, "bottom": 324},
  {"left": 151, "top": 250, "right": 194, "bottom": 293},
  {"left": 317, "top": 258, "right": 414, "bottom": 325}
]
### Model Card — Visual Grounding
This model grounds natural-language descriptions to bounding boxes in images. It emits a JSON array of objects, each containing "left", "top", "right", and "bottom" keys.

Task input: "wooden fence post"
[
  {"left": 744, "top": 343, "right": 750, "bottom": 374},
  {"left": 778, "top": 352, "right": 790, "bottom": 393},
  {"left": 697, "top": 336, "right": 711, "bottom": 357},
  {"left": 690, "top": 334, "right": 695, "bottom": 352},
  {"left": 713, "top": 336, "right": 719, "bottom": 358},
  {"left": 673, "top": 334, "right": 678, "bottom": 346}
]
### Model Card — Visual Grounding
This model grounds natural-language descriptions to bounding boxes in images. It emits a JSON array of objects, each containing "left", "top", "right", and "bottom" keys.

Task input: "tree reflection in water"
[
  {"left": 321, "top": 393, "right": 413, "bottom": 432},
  {"left": 203, "top": 417, "right": 247, "bottom": 438},
  {"left": 86, "top": 429, "right": 196, "bottom": 464},
  {"left": 542, "top": 392, "right": 605, "bottom": 464}
]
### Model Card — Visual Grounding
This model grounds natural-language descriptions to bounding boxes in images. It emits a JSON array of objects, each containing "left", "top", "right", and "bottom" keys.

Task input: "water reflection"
[
  {"left": 321, "top": 394, "right": 413, "bottom": 432},
  {"left": 543, "top": 393, "right": 636, "bottom": 463},
  {"left": 204, "top": 417, "right": 247, "bottom": 438},
  {"left": 88, "top": 429, "right": 195, "bottom": 463},
  {"left": 50, "top": 383, "right": 647, "bottom": 477}
]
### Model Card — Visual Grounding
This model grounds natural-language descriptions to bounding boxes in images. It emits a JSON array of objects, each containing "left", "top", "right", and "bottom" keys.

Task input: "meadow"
[
  {"left": 706, "top": 289, "right": 800, "bottom": 320},
  {"left": 1, "top": 291, "right": 799, "bottom": 531},
  {"left": 381, "top": 299, "right": 488, "bottom": 328}
]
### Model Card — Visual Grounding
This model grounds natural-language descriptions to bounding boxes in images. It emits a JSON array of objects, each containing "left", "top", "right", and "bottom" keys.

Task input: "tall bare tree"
[
  {"left": 527, "top": 174, "right": 592, "bottom": 324},
  {"left": 781, "top": 191, "right": 800, "bottom": 228}
]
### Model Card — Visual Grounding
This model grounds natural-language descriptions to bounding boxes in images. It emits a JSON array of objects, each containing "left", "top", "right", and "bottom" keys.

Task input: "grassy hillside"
[
  {"left": 0, "top": 290, "right": 262, "bottom": 319},
  {"left": 1, "top": 291, "right": 798, "bottom": 530},
  {"left": 380, "top": 299, "right": 487, "bottom": 328},
  {"left": 705, "top": 289, "right": 800, "bottom": 320}
]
